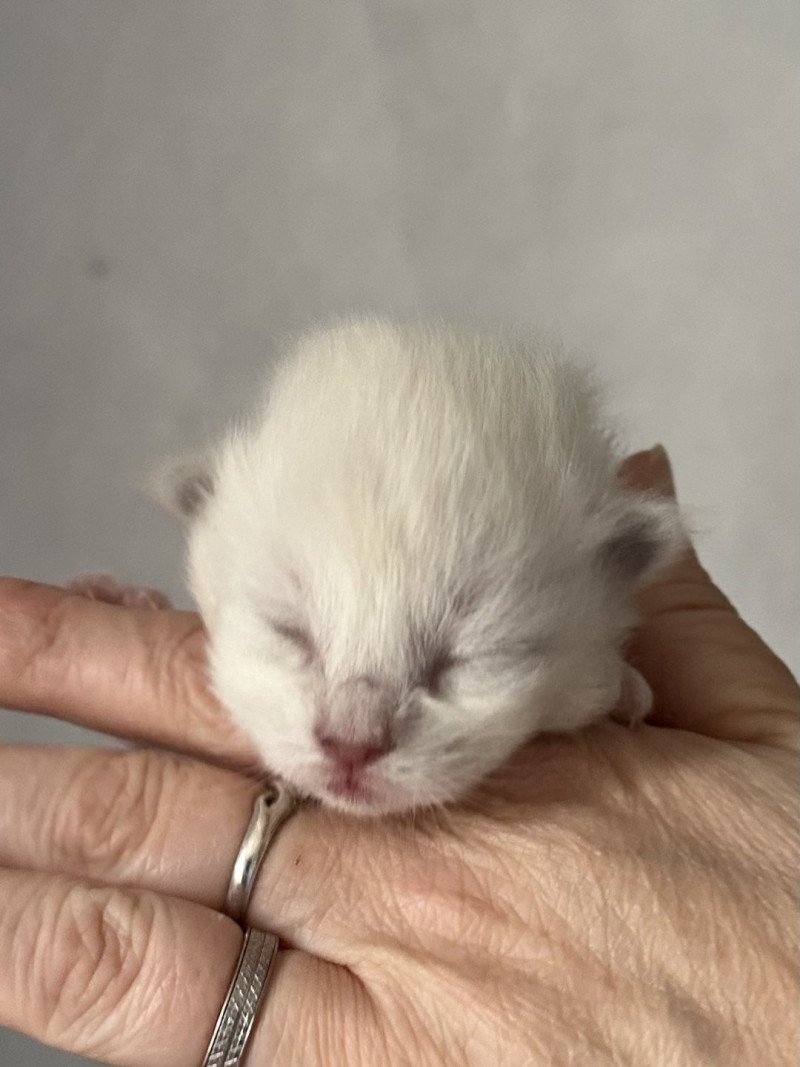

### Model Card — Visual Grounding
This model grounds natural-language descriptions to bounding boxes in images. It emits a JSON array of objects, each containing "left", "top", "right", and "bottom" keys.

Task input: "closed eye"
[
  {"left": 484, "top": 639, "right": 550, "bottom": 664},
  {"left": 420, "top": 652, "right": 465, "bottom": 696},
  {"left": 266, "top": 618, "right": 315, "bottom": 658},
  {"left": 420, "top": 640, "right": 548, "bottom": 692}
]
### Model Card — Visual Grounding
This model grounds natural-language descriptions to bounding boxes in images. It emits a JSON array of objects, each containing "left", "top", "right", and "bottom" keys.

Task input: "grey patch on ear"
[
  {"left": 148, "top": 452, "right": 215, "bottom": 521},
  {"left": 603, "top": 518, "right": 661, "bottom": 577},
  {"left": 174, "top": 467, "right": 214, "bottom": 517},
  {"left": 600, "top": 497, "right": 683, "bottom": 584}
]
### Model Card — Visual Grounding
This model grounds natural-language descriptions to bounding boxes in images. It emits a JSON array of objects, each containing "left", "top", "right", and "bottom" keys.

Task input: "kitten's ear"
[
  {"left": 597, "top": 494, "right": 685, "bottom": 585},
  {"left": 148, "top": 452, "right": 215, "bottom": 521}
]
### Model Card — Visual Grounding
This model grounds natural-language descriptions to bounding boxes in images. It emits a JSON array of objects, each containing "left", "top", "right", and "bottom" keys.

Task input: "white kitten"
[{"left": 158, "top": 319, "right": 683, "bottom": 815}]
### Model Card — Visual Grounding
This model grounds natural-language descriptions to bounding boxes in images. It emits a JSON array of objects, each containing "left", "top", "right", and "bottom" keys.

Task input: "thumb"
[{"left": 620, "top": 447, "right": 799, "bottom": 750}]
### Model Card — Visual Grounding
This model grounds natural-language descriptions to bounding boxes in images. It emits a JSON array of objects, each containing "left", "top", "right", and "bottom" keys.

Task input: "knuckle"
[
  {"left": 0, "top": 583, "right": 72, "bottom": 690},
  {"left": 37, "top": 884, "right": 156, "bottom": 1054},
  {"left": 52, "top": 750, "right": 170, "bottom": 879}
]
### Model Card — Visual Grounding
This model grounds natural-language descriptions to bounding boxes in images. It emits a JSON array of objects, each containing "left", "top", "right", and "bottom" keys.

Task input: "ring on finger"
[
  {"left": 201, "top": 926, "right": 278, "bottom": 1067},
  {"left": 225, "top": 782, "right": 297, "bottom": 924}
]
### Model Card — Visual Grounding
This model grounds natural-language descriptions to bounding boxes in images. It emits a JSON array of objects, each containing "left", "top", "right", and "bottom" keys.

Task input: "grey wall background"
[{"left": 1, "top": 2, "right": 797, "bottom": 1064}]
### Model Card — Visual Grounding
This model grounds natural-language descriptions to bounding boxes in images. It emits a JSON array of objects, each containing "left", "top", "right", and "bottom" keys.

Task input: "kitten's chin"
[
  {"left": 317, "top": 780, "right": 428, "bottom": 817},
  {"left": 285, "top": 769, "right": 447, "bottom": 817},
  {"left": 319, "top": 789, "right": 420, "bottom": 817}
]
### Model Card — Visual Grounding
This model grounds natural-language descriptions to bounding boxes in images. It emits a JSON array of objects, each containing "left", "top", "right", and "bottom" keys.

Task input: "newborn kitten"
[{"left": 81, "top": 319, "right": 684, "bottom": 815}]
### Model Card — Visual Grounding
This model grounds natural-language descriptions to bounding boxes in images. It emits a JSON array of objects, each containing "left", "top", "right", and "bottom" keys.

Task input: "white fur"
[{"left": 177, "top": 318, "right": 683, "bottom": 815}]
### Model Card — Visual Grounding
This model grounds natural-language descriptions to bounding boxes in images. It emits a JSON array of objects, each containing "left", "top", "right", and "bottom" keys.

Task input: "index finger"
[
  {"left": 620, "top": 448, "right": 800, "bottom": 749},
  {"left": 0, "top": 578, "right": 256, "bottom": 765}
]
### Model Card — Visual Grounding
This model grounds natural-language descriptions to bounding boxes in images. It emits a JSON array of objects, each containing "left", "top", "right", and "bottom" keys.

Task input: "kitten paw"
[
  {"left": 611, "top": 664, "right": 653, "bottom": 728},
  {"left": 66, "top": 573, "right": 172, "bottom": 610}
]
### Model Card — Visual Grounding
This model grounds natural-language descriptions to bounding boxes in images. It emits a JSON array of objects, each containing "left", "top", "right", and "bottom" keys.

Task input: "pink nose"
[{"left": 315, "top": 731, "right": 392, "bottom": 772}]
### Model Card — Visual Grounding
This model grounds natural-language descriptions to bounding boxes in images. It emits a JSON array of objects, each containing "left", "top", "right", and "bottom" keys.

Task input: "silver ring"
[
  {"left": 202, "top": 926, "right": 278, "bottom": 1067},
  {"left": 225, "top": 783, "right": 297, "bottom": 923}
]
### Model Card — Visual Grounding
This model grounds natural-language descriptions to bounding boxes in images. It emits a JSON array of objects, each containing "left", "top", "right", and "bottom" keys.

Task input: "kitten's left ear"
[
  {"left": 597, "top": 494, "right": 685, "bottom": 585},
  {"left": 147, "top": 451, "right": 216, "bottom": 521}
]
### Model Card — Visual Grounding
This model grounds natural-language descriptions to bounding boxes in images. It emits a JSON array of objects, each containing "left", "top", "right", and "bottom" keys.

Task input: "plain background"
[{"left": 1, "top": 2, "right": 797, "bottom": 1064}]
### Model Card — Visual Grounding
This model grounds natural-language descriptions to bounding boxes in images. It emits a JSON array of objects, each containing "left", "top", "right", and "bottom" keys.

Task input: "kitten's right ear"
[{"left": 148, "top": 452, "right": 215, "bottom": 521}]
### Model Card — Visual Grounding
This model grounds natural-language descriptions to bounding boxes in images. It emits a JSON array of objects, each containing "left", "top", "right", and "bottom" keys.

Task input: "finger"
[
  {"left": 0, "top": 742, "right": 407, "bottom": 960},
  {"left": 620, "top": 447, "right": 800, "bottom": 748},
  {"left": 0, "top": 867, "right": 239, "bottom": 1066},
  {"left": 0, "top": 868, "right": 363, "bottom": 1067},
  {"left": 0, "top": 745, "right": 261, "bottom": 909},
  {"left": 0, "top": 577, "right": 255, "bottom": 765}
]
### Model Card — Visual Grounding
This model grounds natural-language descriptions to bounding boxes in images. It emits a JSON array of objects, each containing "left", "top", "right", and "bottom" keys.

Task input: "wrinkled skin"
[{"left": 0, "top": 446, "right": 797, "bottom": 1067}]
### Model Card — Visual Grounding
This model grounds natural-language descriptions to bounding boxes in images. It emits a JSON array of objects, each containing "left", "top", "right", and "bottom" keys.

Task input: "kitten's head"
[{"left": 156, "top": 443, "right": 682, "bottom": 816}]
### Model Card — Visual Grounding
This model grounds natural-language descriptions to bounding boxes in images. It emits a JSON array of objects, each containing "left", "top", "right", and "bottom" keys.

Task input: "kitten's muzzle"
[{"left": 315, "top": 730, "right": 394, "bottom": 773}]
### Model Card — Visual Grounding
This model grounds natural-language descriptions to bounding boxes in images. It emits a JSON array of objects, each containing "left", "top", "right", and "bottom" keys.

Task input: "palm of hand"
[{"left": 264, "top": 723, "right": 795, "bottom": 1066}]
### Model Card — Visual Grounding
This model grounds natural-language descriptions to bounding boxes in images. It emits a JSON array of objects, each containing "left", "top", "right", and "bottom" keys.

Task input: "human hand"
[{"left": 0, "top": 446, "right": 797, "bottom": 1066}]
